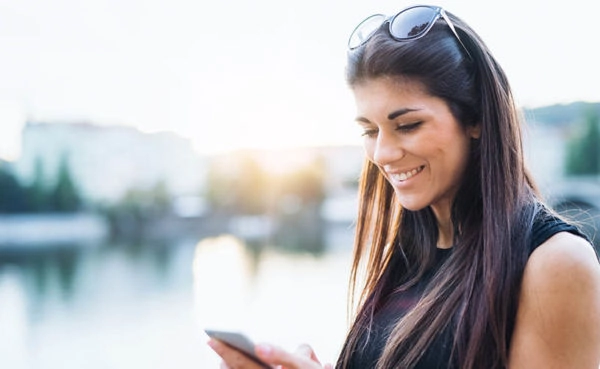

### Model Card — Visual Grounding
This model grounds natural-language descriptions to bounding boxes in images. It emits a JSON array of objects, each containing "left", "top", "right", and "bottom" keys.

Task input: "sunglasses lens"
[
  {"left": 348, "top": 14, "right": 386, "bottom": 49},
  {"left": 390, "top": 6, "right": 438, "bottom": 39}
]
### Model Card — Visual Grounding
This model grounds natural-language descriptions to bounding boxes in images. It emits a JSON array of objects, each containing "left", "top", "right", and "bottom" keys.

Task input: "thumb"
[
  {"left": 294, "top": 343, "right": 321, "bottom": 364},
  {"left": 255, "top": 343, "right": 320, "bottom": 369}
]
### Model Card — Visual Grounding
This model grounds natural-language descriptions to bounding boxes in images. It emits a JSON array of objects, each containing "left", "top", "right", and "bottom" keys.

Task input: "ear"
[{"left": 467, "top": 123, "right": 481, "bottom": 139}]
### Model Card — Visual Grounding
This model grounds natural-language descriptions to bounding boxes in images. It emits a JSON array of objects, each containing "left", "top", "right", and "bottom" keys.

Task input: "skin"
[
  {"left": 354, "top": 77, "right": 600, "bottom": 366},
  {"left": 508, "top": 231, "right": 600, "bottom": 368},
  {"left": 207, "top": 76, "right": 600, "bottom": 367},
  {"left": 353, "top": 76, "right": 480, "bottom": 247},
  {"left": 207, "top": 76, "right": 480, "bottom": 367},
  {"left": 207, "top": 338, "right": 332, "bottom": 369}
]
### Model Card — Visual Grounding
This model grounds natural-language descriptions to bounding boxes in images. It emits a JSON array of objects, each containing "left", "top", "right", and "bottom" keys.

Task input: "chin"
[
  {"left": 395, "top": 193, "right": 430, "bottom": 212},
  {"left": 398, "top": 202, "right": 429, "bottom": 212}
]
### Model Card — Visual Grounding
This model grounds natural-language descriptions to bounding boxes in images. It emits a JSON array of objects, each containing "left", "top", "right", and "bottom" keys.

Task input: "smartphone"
[{"left": 205, "top": 329, "right": 270, "bottom": 368}]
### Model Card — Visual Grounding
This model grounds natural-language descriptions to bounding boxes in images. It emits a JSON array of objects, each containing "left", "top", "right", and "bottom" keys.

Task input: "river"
[{"left": 0, "top": 224, "right": 355, "bottom": 369}]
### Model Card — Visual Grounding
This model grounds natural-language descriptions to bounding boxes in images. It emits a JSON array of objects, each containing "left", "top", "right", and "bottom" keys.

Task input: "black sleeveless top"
[{"left": 346, "top": 211, "right": 590, "bottom": 369}]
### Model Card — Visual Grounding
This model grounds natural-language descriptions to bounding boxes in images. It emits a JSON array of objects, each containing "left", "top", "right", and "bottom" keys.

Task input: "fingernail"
[
  {"left": 256, "top": 343, "right": 273, "bottom": 358},
  {"left": 207, "top": 339, "right": 216, "bottom": 349}
]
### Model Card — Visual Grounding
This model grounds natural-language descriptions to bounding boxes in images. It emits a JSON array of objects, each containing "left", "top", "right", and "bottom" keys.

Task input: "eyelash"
[
  {"left": 361, "top": 122, "right": 423, "bottom": 138},
  {"left": 361, "top": 129, "right": 377, "bottom": 138},
  {"left": 397, "top": 122, "right": 422, "bottom": 132}
]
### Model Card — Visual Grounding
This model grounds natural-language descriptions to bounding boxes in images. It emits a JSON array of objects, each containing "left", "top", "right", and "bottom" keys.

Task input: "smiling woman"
[
  {"left": 352, "top": 77, "right": 480, "bottom": 244},
  {"left": 206, "top": 3, "right": 600, "bottom": 369}
]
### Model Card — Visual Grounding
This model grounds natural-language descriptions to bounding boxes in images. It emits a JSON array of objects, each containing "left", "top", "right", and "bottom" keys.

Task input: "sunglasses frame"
[{"left": 348, "top": 5, "right": 473, "bottom": 60}]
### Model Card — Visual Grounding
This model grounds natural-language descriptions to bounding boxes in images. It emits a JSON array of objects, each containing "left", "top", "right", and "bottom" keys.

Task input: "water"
[{"left": 0, "top": 225, "right": 355, "bottom": 369}]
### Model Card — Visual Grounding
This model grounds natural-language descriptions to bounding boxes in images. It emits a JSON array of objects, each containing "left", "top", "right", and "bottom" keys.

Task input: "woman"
[{"left": 207, "top": 4, "right": 600, "bottom": 368}]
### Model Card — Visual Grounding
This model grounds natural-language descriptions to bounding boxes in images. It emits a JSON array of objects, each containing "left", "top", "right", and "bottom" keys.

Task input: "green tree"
[
  {"left": 50, "top": 153, "right": 82, "bottom": 212},
  {"left": 565, "top": 108, "right": 600, "bottom": 175},
  {"left": 149, "top": 179, "right": 170, "bottom": 215},
  {"left": 28, "top": 156, "right": 50, "bottom": 212},
  {"left": 102, "top": 179, "right": 172, "bottom": 239},
  {"left": 0, "top": 162, "right": 28, "bottom": 213},
  {"left": 270, "top": 156, "right": 327, "bottom": 253},
  {"left": 205, "top": 160, "right": 236, "bottom": 213},
  {"left": 205, "top": 153, "right": 269, "bottom": 215},
  {"left": 275, "top": 157, "right": 326, "bottom": 209},
  {"left": 234, "top": 155, "right": 269, "bottom": 215}
]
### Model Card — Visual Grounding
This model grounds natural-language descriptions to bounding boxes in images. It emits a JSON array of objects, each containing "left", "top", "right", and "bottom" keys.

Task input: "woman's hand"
[{"left": 207, "top": 338, "right": 334, "bottom": 369}]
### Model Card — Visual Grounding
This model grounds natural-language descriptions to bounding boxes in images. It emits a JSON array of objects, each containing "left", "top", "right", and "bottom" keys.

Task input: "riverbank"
[{"left": 0, "top": 213, "right": 109, "bottom": 247}]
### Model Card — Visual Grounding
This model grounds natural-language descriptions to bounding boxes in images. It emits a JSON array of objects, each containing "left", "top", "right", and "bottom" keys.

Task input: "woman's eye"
[
  {"left": 396, "top": 122, "right": 422, "bottom": 132},
  {"left": 361, "top": 129, "right": 378, "bottom": 138}
]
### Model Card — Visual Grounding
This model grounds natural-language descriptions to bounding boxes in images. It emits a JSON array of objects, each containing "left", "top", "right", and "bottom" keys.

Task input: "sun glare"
[{"left": 184, "top": 65, "right": 357, "bottom": 156}]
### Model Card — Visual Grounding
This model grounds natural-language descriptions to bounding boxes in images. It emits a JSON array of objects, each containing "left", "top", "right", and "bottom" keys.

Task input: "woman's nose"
[{"left": 372, "top": 131, "right": 405, "bottom": 166}]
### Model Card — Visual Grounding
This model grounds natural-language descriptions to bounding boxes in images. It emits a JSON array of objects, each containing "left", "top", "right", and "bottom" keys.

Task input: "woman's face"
[{"left": 353, "top": 77, "right": 479, "bottom": 217}]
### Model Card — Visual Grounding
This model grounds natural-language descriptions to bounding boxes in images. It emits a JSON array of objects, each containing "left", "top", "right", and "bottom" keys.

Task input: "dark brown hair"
[{"left": 336, "top": 9, "right": 542, "bottom": 369}]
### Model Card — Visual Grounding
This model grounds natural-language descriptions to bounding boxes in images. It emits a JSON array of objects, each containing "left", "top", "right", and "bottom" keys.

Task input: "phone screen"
[{"left": 205, "top": 329, "right": 270, "bottom": 368}]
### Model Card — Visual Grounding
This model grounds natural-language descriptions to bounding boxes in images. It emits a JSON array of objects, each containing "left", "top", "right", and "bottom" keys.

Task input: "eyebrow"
[
  {"left": 388, "top": 108, "right": 420, "bottom": 120},
  {"left": 355, "top": 108, "right": 420, "bottom": 123}
]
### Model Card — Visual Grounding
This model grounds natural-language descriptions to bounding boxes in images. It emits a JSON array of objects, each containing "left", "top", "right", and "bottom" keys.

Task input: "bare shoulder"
[
  {"left": 522, "top": 231, "right": 600, "bottom": 315},
  {"left": 509, "top": 231, "right": 600, "bottom": 368},
  {"left": 525, "top": 231, "right": 600, "bottom": 286}
]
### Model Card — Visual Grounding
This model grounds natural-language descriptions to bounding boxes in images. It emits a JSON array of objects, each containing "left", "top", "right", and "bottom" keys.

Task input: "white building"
[{"left": 15, "top": 121, "right": 207, "bottom": 205}]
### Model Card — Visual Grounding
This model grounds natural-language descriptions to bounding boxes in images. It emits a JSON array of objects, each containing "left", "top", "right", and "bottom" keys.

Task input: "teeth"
[{"left": 393, "top": 166, "right": 423, "bottom": 182}]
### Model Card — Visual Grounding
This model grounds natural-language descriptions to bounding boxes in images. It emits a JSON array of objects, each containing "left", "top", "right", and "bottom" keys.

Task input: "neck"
[{"left": 431, "top": 205, "right": 454, "bottom": 249}]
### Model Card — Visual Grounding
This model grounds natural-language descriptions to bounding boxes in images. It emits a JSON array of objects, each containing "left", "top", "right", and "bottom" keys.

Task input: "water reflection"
[
  {"left": 193, "top": 236, "right": 258, "bottom": 331},
  {"left": 0, "top": 246, "right": 83, "bottom": 322},
  {"left": 0, "top": 224, "right": 355, "bottom": 369},
  {"left": 193, "top": 228, "right": 354, "bottom": 367}
]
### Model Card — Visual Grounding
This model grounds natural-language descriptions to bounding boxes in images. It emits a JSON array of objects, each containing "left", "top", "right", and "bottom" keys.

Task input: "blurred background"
[{"left": 0, "top": 0, "right": 598, "bottom": 368}]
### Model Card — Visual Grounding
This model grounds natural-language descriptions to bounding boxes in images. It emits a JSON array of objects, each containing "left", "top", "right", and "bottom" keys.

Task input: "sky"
[{"left": 0, "top": 0, "right": 598, "bottom": 160}]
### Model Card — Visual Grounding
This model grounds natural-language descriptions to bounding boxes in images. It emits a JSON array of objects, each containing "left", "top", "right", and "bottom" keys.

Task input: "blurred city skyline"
[{"left": 0, "top": 0, "right": 598, "bottom": 160}]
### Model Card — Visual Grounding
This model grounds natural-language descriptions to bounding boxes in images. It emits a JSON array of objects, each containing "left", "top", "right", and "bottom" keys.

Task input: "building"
[{"left": 14, "top": 121, "right": 207, "bottom": 205}]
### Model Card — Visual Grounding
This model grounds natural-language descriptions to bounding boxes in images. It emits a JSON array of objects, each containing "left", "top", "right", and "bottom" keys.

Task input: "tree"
[
  {"left": 205, "top": 153, "right": 269, "bottom": 215},
  {"left": 270, "top": 156, "right": 328, "bottom": 253},
  {"left": 234, "top": 155, "right": 269, "bottom": 215},
  {"left": 28, "top": 156, "right": 50, "bottom": 211},
  {"left": 565, "top": 108, "right": 600, "bottom": 176},
  {"left": 50, "top": 153, "right": 82, "bottom": 212},
  {"left": 205, "top": 160, "right": 234, "bottom": 213},
  {"left": 274, "top": 156, "right": 326, "bottom": 211},
  {"left": 0, "top": 162, "right": 28, "bottom": 213}
]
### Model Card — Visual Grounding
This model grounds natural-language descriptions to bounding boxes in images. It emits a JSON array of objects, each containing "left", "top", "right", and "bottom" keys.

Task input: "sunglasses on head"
[{"left": 348, "top": 5, "right": 472, "bottom": 60}]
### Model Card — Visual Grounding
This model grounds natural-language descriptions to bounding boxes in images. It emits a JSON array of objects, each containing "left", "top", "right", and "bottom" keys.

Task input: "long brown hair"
[{"left": 336, "top": 9, "right": 542, "bottom": 369}]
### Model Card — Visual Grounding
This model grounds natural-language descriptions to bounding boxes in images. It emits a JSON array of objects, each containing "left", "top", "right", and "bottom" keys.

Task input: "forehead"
[
  {"left": 352, "top": 77, "right": 432, "bottom": 115},
  {"left": 353, "top": 76, "right": 427, "bottom": 95}
]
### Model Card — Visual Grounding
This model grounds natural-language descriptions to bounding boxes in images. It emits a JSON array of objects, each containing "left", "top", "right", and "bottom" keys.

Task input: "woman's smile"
[
  {"left": 387, "top": 165, "right": 425, "bottom": 185},
  {"left": 353, "top": 77, "right": 480, "bottom": 213}
]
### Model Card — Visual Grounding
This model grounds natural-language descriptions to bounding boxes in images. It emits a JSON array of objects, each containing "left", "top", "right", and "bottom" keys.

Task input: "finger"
[
  {"left": 208, "top": 339, "right": 268, "bottom": 369},
  {"left": 293, "top": 344, "right": 321, "bottom": 364},
  {"left": 255, "top": 343, "right": 321, "bottom": 369}
]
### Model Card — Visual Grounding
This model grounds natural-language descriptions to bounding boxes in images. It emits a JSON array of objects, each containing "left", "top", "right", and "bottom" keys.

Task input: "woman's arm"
[{"left": 508, "top": 231, "right": 600, "bottom": 368}]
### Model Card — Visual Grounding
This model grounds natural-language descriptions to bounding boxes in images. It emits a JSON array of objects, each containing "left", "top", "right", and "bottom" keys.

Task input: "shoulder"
[
  {"left": 529, "top": 206, "right": 591, "bottom": 253},
  {"left": 525, "top": 231, "right": 599, "bottom": 285},
  {"left": 509, "top": 232, "right": 600, "bottom": 368},
  {"left": 521, "top": 232, "right": 600, "bottom": 316}
]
